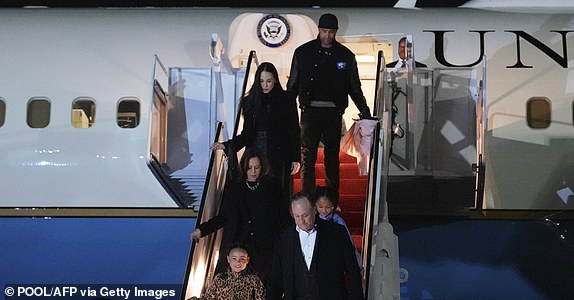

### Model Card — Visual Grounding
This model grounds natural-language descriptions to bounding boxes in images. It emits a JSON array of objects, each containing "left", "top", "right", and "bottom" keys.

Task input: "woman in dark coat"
[
  {"left": 190, "top": 148, "right": 283, "bottom": 284},
  {"left": 212, "top": 62, "right": 300, "bottom": 223}
]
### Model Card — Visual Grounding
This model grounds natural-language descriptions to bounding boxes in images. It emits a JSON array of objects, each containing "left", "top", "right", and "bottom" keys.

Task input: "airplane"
[{"left": 1, "top": 2, "right": 574, "bottom": 299}]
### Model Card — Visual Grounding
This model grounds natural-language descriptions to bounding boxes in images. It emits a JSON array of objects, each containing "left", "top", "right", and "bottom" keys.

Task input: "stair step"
[
  {"left": 352, "top": 235, "right": 363, "bottom": 251},
  {"left": 293, "top": 163, "right": 364, "bottom": 180},
  {"left": 338, "top": 196, "right": 366, "bottom": 211},
  {"left": 311, "top": 148, "right": 358, "bottom": 164},
  {"left": 339, "top": 210, "right": 365, "bottom": 227},
  {"left": 294, "top": 179, "right": 367, "bottom": 195},
  {"left": 168, "top": 171, "right": 207, "bottom": 210}
]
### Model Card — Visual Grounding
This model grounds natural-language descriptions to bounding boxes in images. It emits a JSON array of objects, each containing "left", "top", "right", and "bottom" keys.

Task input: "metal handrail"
[
  {"left": 228, "top": 50, "right": 259, "bottom": 180},
  {"left": 474, "top": 55, "right": 487, "bottom": 211},
  {"left": 181, "top": 122, "right": 226, "bottom": 300},
  {"left": 363, "top": 50, "right": 386, "bottom": 298},
  {"left": 364, "top": 49, "right": 400, "bottom": 300},
  {"left": 232, "top": 50, "right": 259, "bottom": 138},
  {"left": 152, "top": 54, "right": 169, "bottom": 92}
]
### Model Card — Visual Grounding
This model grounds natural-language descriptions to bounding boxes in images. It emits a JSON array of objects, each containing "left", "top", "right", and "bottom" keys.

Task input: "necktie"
[{"left": 401, "top": 60, "right": 407, "bottom": 68}]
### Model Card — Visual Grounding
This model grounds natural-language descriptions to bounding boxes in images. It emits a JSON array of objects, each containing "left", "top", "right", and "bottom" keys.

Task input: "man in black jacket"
[
  {"left": 267, "top": 192, "right": 364, "bottom": 300},
  {"left": 287, "top": 13, "right": 372, "bottom": 197}
]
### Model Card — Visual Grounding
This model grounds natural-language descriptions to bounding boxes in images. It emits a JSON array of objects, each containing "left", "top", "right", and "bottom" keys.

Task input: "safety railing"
[
  {"left": 181, "top": 50, "right": 259, "bottom": 300},
  {"left": 182, "top": 122, "right": 227, "bottom": 299},
  {"left": 227, "top": 50, "right": 259, "bottom": 180},
  {"left": 364, "top": 50, "right": 402, "bottom": 300}
]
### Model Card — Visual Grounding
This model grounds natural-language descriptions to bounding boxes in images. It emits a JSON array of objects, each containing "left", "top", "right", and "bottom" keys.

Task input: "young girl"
[
  {"left": 314, "top": 186, "right": 364, "bottom": 273},
  {"left": 202, "top": 244, "right": 265, "bottom": 300}
]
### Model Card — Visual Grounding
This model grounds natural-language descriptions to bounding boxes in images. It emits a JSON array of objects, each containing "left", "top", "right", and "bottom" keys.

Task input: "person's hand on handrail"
[
  {"left": 190, "top": 228, "right": 202, "bottom": 242},
  {"left": 210, "top": 142, "right": 225, "bottom": 151}
]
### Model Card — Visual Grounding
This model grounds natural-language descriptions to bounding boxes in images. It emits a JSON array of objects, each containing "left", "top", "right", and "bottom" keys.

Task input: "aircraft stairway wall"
[
  {"left": 147, "top": 60, "right": 209, "bottom": 209},
  {"left": 386, "top": 175, "right": 475, "bottom": 215},
  {"left": 362, "top": 50, "right": 484, "bottom": 299},
  {"left": 384, "top": 66, "right": 480, "bottom": 216},
  {"left": 153, "top": 49, "right": 246, "bottom": 210}
]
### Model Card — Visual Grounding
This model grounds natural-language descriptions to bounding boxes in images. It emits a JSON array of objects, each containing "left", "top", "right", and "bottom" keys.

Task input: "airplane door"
[{"left": 151, "top": 81, "right": 168, "bottom": 163}]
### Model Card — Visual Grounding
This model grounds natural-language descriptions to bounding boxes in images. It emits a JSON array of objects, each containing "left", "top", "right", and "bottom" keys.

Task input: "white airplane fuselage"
[{"left": 1, "top": 7, "right": 573, "bottom": 209}]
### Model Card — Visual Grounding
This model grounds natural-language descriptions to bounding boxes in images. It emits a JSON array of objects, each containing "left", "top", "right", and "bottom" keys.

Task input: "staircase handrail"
[
  {"left": 474, "top": 55, "right": 487, "bottom": 211},
  {"left": 363, "top": 50, "right": 399, "bottom": 300},
  {"left": 232, "top": 50, "right": 259, "bottom": 138},
  {"left": 152, "top": 54, "right": 169, "bottom": 94},
  {"left": 228, "top": 50, "right": 259, "bottom": 180},
  {"left": 363, "top": 50, "right": 385, "bottom": 297},
  {"left": 181, "top": 122, "right": 227, "bottom": 300}
]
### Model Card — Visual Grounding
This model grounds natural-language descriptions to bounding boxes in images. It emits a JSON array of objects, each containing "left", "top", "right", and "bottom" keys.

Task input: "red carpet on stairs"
[{"left": 293, "top": 148, "right": 368, "bottom": 251}]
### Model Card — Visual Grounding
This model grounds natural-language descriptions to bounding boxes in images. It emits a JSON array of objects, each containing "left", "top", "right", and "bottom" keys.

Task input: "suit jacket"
[
  {"left": 197, "top": 176, "right": 283, "bottom": 282},
  {"left": 386, "top": 59, "right": 427, "bottom": 68},
  {"left": 267, "top": 218, "right": 364, "bottom": 300}
]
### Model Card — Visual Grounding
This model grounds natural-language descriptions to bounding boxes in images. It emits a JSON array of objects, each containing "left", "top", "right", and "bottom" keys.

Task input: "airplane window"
[
  {"left": 71, "top": 98, "right": 96, "bottom": 128},
  {"left": 27, "top": 98, "right": 51, "bottom": 128},
  {"left": 117, "top": 97, "right": 140, "bottom": 128},
  {"left": 0, "top": 98, "right": 5, "bottom": 127},
  {"left": 526, "top": 97, "right": 551, "bottom": 129}
]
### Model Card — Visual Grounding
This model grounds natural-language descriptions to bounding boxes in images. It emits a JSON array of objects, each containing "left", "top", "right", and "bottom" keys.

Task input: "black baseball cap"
[{"left": 318, "top": 13, "right": 338, "bottom": 29}]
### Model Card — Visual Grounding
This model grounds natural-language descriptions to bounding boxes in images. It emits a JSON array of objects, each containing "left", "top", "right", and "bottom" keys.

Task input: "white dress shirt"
[
  {"left": 393, "top": 59, "right": 412, "bottom": 72},
  {"left": 296, "top": 225, "right": 317, "bottom": 270}
]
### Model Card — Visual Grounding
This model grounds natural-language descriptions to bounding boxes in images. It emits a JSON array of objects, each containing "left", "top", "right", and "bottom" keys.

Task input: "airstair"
[{"left": 177, "top": 40, "right": 485, "bottom": 299}]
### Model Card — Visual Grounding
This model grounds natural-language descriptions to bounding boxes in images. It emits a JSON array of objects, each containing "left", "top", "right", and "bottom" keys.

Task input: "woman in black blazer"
[
  {"left": 212, "top": 62, "right": 301, "bottom": 221},
  {"left": 190, "top": 148, "right": 283, "bottom": 284}
]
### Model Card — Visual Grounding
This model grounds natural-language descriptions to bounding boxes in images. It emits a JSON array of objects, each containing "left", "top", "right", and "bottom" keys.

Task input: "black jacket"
[
  {"left": 197, "top": 176, "right": 283, "bottom": 281},
  {"left": 226, "top": 88, "right": 300, "bottom": 165},
  {"left": 287, "top": 38, "right": 371, "bottom": 118},
  {"left": 267, "top": 218, "right": 364, "bottom": 300}
]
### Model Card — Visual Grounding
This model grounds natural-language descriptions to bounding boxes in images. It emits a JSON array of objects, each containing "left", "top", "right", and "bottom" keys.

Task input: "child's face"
[
  {"left": 227, "top": 248, "right": 250, "bottom": 273},
  {"left": 315, "top": 197, "right": 334, "bottom": 218}
]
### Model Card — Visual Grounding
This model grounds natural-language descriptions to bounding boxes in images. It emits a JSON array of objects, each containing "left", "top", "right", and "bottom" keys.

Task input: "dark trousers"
[
  {"left": 300, "top": 107, "right": 342, "bottom": 194},
  {"left": 269, "top": 160, "right": 294, "bottom": 228}
]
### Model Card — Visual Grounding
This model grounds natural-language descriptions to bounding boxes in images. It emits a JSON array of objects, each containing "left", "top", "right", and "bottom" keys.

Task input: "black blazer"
[
  {"left": 197, "top": 176, "right": 283, "bottom": 281},
  {"left": 267, "top": 218, "right": 364, "bottom": 300},
  {"left": 386, "top": 59, "right": 427, "bottom": 68},
  {"left": 226, "top": 88, "right": 300, "bottom": 166}
]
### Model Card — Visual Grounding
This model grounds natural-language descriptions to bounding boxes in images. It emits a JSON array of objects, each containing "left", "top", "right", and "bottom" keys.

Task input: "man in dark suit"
[
  {"left": 267, "top": 192, "right": 364, "bottom": 300},
  {"left": 386, "top": 37, "right": 427, "bottom": 69}
]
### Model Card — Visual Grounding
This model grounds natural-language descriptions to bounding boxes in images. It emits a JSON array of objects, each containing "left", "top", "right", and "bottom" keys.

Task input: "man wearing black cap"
[{"left": 287, "top": 13, "right": 372, "bottom": 197}]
